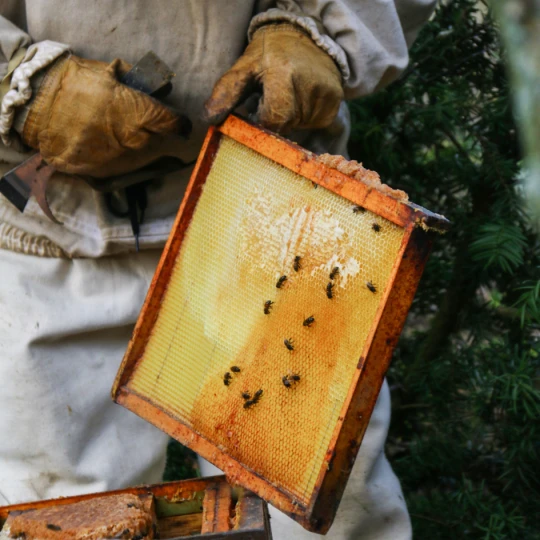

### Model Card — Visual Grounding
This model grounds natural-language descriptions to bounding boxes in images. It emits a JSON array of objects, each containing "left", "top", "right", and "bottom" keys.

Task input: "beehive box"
[
  {"left": 113, "top": 115, "right": 449, "bottom": 534},
  {"left": 0, "top": 476, "right": 271, "bottom": 539}
]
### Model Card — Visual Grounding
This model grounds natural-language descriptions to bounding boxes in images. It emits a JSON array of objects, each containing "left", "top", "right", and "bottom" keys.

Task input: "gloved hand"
[
  {"left": 21, "top": 55, "right": 190, "bottom": 178},
  {"left": 204, "top": 23, "right": 343, "bottom": 134}
]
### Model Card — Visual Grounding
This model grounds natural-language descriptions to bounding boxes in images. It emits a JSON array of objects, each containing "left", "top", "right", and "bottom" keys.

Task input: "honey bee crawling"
[
  {"left": 253, "top": 389, "right": 263, "bottom": 402},
  {"left": 264, "top": 300, "right": 274, "bottom": 314},
  {"left": 231, "top": 366, "right": 241, "bottom": 373},
  {"left": 367, "top": 281, "right": 377, "bottom": 293},
  {"left": 276, "top": 275, "right": 288, "bottom": 289},
  {"left": 352, "top": 205, "right": 365, "bottom": 214},
  {"left": 223, "top": 372, "right": 232, "bottom": 386},
  {"left": 243, "top": 400, "right": 255, "bottom": 409},
  {"left": 329, "top": 266, "right": 340, "bottom": 280},
  {"left": 241, "top": 392, "right": 251, "bottom": 400},
  {"left": 303, "top": 316, "right": 315, "bottom": 327},
  {"left": 372, "top": 223, "right": 381, "bottom": 232},
  {"left": 326, "top": 282, "right": 334, "bottom": 299},
  {"left": 284, "top": 338, "right": 294, "bottom": 351},
  {"left": 282, "top": 374, "right": 300, "bottom": 388},
  {"left": 293, "top": 256, "right": 302, "bottom": 272}
]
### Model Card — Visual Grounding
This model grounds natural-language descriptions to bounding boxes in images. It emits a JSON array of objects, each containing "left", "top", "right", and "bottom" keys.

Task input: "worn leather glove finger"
[
  {"left": 22, "top": 55, "right": 189, "bottom": 178},
  {"left": 205, "top": 24, "right": 343, "bottom": 133}
]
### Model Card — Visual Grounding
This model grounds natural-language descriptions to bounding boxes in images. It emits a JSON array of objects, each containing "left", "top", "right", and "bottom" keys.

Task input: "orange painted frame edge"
[{"left": 112, "top": 115, "right": 447, "bottom": 533}]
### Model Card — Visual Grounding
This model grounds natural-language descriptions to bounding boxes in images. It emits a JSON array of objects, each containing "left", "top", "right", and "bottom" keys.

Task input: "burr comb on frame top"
[{"left": 112, "top": 115, "right": 449, "bottom": 534}]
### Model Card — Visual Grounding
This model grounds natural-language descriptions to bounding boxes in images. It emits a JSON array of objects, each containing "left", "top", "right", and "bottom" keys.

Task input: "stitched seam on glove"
[
  {"left": 0, "top": 40, "right": 69, "bottom": 146},
  {"left": 248, "top": 11, "right": 350, "bottom": 83}
]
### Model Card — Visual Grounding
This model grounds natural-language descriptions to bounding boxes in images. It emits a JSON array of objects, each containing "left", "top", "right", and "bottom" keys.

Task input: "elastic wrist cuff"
[{"left": 248, "top": 10, "right": 350, "bottom": 83}]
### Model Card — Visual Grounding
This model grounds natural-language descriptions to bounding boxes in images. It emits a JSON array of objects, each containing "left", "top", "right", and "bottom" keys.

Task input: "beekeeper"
[{"left": 0, "top": 1, "right": 435, "bottom": 538}]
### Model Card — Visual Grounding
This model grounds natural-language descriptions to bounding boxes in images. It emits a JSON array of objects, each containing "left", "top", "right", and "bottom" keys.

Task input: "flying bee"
[
  {"left": 223, "top": 372, "right": 232, "bottom": 386},
  {"left": 367, "top": 281, "right": 377, "bottom": 293},
  {"left": 372, "top": 223, "right": 381, "bottom": 232},
  {"left": 231, "top": 366, "right": 241, "bottom": 373},
  {"left": 303, "top": 316, "right": 315, "bottom": 327},
  {"left": 284, "top": 338, "right": 294, "bottom": 351},
  {"left": 276, "top": 275, "right": 288, "bottom": 289},
  {"left": 326, "top": 281, "right": 334, "bottom": 299},
  {"left": 282, "top": 376, "right": 292, "bottom": 388},
  {"left": 293, "top": 256, "right": 302, "bottom": 272},
  {"left": 241, "top": 392, "right": 251, "bottom": 400},
  {"left": 329, "top": 266, "right": 340, "bottom": 280},
  {"left": 352, "top": 205, "right": 365, "bottom": 214},
  {"left": 264, "top": 300, "right": 274, "bottom": 314},
  {"left": 243, "top": 400, "right": 255, "bottom": 409}
]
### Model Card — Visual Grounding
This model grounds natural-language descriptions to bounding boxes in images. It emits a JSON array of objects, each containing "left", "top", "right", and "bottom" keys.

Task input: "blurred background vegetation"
[{"left": 165, "top": 1, "right": 539, "bottom": 537}]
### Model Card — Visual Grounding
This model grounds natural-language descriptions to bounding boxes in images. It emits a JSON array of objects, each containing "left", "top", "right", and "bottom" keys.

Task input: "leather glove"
[
  {"left": 21, "top": 55, "right": 190, "bottom": 178},
  {"left": 205, "top": 23, "right": 344, "bottom": 134}
]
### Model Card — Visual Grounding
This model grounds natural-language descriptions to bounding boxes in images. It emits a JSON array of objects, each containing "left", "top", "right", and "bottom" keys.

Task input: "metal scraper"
[{"left": 0, "top": 51, "right": 176, "bottom": 224}]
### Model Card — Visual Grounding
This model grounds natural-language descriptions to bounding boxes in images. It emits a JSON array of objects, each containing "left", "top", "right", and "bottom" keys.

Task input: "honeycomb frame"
[{"left": 113, "top": 115, "right": 449, "bottom": 534}]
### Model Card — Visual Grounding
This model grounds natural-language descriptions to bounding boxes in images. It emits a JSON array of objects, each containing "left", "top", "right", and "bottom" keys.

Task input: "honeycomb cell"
[{"left": 128, "top": 136, "right": 405, "bottom": 504}]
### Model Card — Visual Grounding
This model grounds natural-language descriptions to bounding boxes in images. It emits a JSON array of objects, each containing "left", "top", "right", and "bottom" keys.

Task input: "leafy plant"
[{"left": 349, "top": 1, "right": 539, "bottom": 537}]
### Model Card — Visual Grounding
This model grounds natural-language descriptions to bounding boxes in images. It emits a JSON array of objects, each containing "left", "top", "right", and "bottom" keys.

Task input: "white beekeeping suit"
[{"left": 0, "top": 1, "right": 436, "bottom": 538}]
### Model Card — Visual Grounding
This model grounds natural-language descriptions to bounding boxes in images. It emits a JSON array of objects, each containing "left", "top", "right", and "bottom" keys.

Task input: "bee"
[
  {"left": 231, "top": 366, "right": 241, "bottom": 373},
  {"left": 47, "top": 525, "right": 62, "bottom": 532},
  {"left": 312, "top": 181, "right": 318, "bottom": 189},
  {"left": 326, "top": 281, "right": 334, "bottom": 299},
  {"left": 352, "top": 205, "right": 365, "bottom": 214},
  {"left": 329, "top": 266, "right": 340, "bottom": 280},
  {"left": 372, "top": 223, "right": 381, "bottom": 232},
  {"left": 284, "top": 338, "right": 294, "bottom": 351},
  {"left": 243, "top": 400, "right": 255, "bottom": 409},
  {"left": 253, "top": 389, "right": 263, "bottom": 402},
  {"left": 264, "top": 300, "right": 274, "bottom": 314},
  {"left": 241, "top": 392, "right": 251, "bottom": 400},
  {"left": 303, "top": 316, "right": 315, "bottom": 327},
  {"left": 282, "top": 376, "right": 292, "bottom": 388},
  {"left": 276, "top": 275, "right": 288, "bottom": 289},
  {"left": 293, "top": 256, "right": 302, "bottom": 272},
  {"left": 291, "top": 374, "right": 301, "bottom": 382},
  {"left": 367, "top": 281, "right": 377, "bottom": 293},
  {"left": 223, "top": 372, "right": 232, "bottom": 386}
]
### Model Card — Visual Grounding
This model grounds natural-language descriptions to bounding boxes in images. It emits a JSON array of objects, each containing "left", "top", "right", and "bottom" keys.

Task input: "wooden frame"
[
  {"left": 112, "top": 115, "right": 449, "bottom": 534},
  {"left": 0, "top": 476, "right": 271, "bottom": 539}
]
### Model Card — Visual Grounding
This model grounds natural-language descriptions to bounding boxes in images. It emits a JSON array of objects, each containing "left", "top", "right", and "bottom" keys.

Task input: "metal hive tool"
[{"left": 113, "top": 115, "right": 449, "bottom": 534}]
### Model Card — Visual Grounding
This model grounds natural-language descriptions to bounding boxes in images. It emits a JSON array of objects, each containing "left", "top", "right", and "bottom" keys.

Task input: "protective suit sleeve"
[
  {"left": 0, "top": 15, "right": 68, "bottom": 152},
  {"left": 251, "top": 0, "right": 437, "bottom": 99}
]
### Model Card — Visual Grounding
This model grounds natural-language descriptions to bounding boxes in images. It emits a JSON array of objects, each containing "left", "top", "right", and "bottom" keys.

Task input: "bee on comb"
[
  {"left": 264, "top": 300, "right": 274, "bottom": 314},
  {"left": 293, "top": 256, "right": 302, "bottom": 272},
  {"left": 326, "top": 282, "right": 334, "bottom": 299},
  {"left": 276, "top": 275, "right": 287, "bottom": 289}
]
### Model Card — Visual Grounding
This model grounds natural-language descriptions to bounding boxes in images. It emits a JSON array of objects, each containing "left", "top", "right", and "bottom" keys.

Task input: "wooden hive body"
[{"left": 113, "top": 115, "right": 449, "bottom": 534}]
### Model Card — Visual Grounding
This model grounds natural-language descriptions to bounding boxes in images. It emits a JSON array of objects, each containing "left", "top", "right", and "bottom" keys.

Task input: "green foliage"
[{"left": 348, "top": 0, "right": 540, "bottom": 538}]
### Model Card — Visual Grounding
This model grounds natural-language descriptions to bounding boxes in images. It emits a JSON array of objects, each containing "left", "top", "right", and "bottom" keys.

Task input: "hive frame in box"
[
  {"left": 112, "top": 115, "right": 449, "bottom": 534},
  {"left": 0, "top": 476, "right": 271, "bottom": 539}
]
